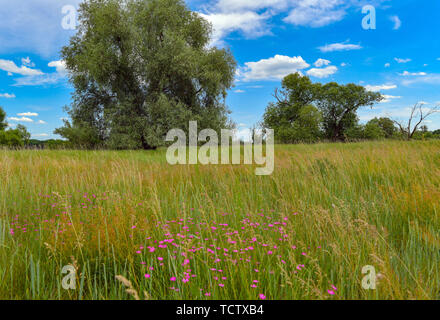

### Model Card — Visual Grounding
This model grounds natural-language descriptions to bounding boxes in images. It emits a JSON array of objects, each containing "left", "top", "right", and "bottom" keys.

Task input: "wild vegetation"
[
  {"left": 0, "top": 141, "right": 439, "bottom": 300},
  {"left": 55, "top": 0, "right": 236, "bottom": 150},
  {"left": 262, "top": 73, "right": 439, "bottom": 144},
  {"left": 1, "top": 0, "right": 439, "bottom": 301}
]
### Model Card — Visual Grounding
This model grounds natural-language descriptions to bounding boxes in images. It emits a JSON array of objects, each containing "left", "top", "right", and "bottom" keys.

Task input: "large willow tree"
[{"left": 56, "top": 0, "right": 236, "bottom": 149}]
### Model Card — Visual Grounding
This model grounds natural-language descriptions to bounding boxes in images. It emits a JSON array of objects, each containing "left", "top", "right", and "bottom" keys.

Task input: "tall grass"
[{"left": 0, "top": 140, "right": 439, "bottom": 300}]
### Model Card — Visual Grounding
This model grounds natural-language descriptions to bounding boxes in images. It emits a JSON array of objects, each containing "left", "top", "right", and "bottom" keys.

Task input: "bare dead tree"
[
  {"left": 393, "top": 102, "right": 439, "bottom": 140},
  {"left": 272, "top": 88, "right": 290, "bottom": 107}
]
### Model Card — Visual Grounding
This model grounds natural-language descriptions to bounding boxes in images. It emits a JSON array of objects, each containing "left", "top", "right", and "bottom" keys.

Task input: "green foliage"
[
  {"left": 54, "top": 120, "right": 102, "bottom": 149},
  {"left": 363, "top": 121, "right": 386, "bottom": 140},
  {"left": 57, "top": 0, "right": 236, "bottom": 149},
  {"left": 315, "top": 83, "right": 383, "bottom": 141},
  {"left": 15, "top": 124, "right": 31, "bottom": 144},
  {"left": 368, "top": 117, "right": 397, "bottom": 138},
  {"left": 262, "top": 73, "right": 322, "bottom": 143},
  {"left": 345, "top": 124, "right": 365, "bottom": 141},
  {"left": 0, "top": 108, "right": 31, "bottom": 147},
  {"left": 0, "top": 106, "right": 8, "bottom": 131},
  {"left": 0, "top": 130, "right": 24, "bottom": 147},
  {"left": 263, "top": 74, "right": 383, "bottom": 143}
]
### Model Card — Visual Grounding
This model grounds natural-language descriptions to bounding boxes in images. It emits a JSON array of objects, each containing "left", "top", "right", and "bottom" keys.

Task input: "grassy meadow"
[{"left": 0, "top": 140, "right": 439, "bottom": 300}]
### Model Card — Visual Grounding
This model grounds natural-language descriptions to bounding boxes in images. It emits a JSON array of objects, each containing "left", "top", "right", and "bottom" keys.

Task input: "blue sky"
[{"left": 1, "top": 0, "right": 440, "bottom": 140}]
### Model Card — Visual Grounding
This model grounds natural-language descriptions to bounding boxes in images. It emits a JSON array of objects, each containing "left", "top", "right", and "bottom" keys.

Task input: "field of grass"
[{"left": 0, "top": 140, "right": 439, "bottom": 300}]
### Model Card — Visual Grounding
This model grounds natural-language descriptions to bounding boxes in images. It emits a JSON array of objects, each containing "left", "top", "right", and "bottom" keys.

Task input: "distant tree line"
[
  {"left": 0, "top": 107, "right": 31, "bottom": 147},
  {"left": 262, "top": 73, "right": 439, "bottom": 144},
  {"left": 0, "top": 106, "right": 69, "bottom": 149}
]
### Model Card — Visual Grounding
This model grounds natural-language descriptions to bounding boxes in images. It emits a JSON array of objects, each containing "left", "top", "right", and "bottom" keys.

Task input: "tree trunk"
[{"left": 140, "top": 135, "right": 157, "bottom": 150}]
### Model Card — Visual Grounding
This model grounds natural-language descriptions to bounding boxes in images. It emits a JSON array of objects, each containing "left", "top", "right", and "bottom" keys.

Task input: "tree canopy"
[
  {"left": 0, "top": 107, "right": 31, "bottom": 147},
  {"left": 262, "top": 73, "right": 322, "bottom": 143},
  {"left": 262, "top": 73, "right": 383, "bottom": 143},
  {"left": 56, "top": 0, "right": 236, "bottom": 149},
  {"left": 0, "top": 107, "right": 7, "bottom": 131},
  {"left": 315, "top": 82, "right": 383, "bottom": 141}
]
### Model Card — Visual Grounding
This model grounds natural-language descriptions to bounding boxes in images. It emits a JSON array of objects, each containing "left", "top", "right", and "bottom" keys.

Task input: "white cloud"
[
  {"left": 200, "top": 11, "right": 270, "bottom": 45},
  {"left": 234, "top": 89, "right": 245, "bottom": 93},
  {"left": 395, "top": 58, "right": 411, "bottom": 64},
  {"left": 0, "top": 59, "right": 43, "bottom": 76},
  {"left": 13, "top": 61, "right": 68, "bottom": 86},
  {"left": 0, "top": 93, "right": 15, "bottom": 98},
  {"left": 390, "top": 16, "right": 401, "bottom": 30},
  {"left": 33, "top": 133, "right": 49, "bottom": 138},
  {"left": 240, "top": 55, "right": 310, "bottom": 81},
  {"left": 399, "top": 71, "right": 427, "bottom": 76},
  {"left": 314, "top": 58, "right": 331, "bottom": 67},
  {"left": 37, "top": 120, "right": 47, "bottom": 124},
  {"left": 21, "top": 57, "right": 35, "bottom": 67},
  {"left": 8, "top": 117, "right": 34, "bottom": 123},
  {"left": 17, "top": 112, "right": 39, "bottom": 117},
  {"left": 1, "top": 58, "right": 68, "bottom": 87},
  {"left": 365, "top": 84, "right": 397, "bottom": 91},
  {"left": 380, "top": 95, "right": 402, "bottom": 103},
  {"left": 318, "top": 42, "right": 362, "bottom": 52},
  {"left": 401, "top": 74, "right": 440, "bottom": 86},
  {"left": 13, "top": 74, "right": 67, "bottom": 87},
  {"left": 284, "top": 3, "right": 346, "bottom": 27},
  {"left": 306, "top": 66, "right": 338, "bottom": 78},
  {"left": 48, "top": 60, "right": 67, "bottom": 74},
  {"left": 385, "top": 63, "right": 390, "bottom": 67},
  {"left": 200, "top": 1, "right": 389, "bottom": 45},
  {"left": 0, "top": 0, "right": 82, "bottom": 57}
]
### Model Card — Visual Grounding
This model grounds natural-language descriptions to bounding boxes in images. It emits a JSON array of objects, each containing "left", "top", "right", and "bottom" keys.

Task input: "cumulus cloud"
[
  {"left": 37, "top": 120, "right": 47, "bottom": 124},
  {"left": 200, "top": 11, "right": 270, "bottom": 45},
  {"left": 395, "top": 58, "right": 411, "bottom": 64},
  {"left": 199, "top": 0, "right": 388, "bottom": 45},
  {"left": 306, "top": 66, "right": 338, "bottom": 78},
  {"left": 318, "top": 42, "right": 362, "bottom": 52},
  {"left": 314, "top": 58, "right": 331, "bottom": 67},
  {"left": 401, "top": 74, "right": 440, "bottom": 86},
  {"left": 8, "top": 117, "right": 34, "bottom": 123},
  {"left": 240, "top": 55, "right": 310, "bottom": 81},
  {"left": 0, "top": 0, "right": 82, "bottom": 57},
  {"left": 399, "top": 71, "right": 427, "bottom": 76},
  {"left": 0, "top": 93, "right": 15, "bottom": 98},
  {"left": 380, "top": 95, "right": 402, "bottom": 103},
  {"left": 12, "top": 60, "right": 68, "bottom": 87},
  {"left": 284, "top": 3, "right": 346, "bottom": 27},
  {"left": 17, "top": 112, "right": 39, "bottom": 117},
  {"left": 365, "top": 84, "right": 397, "bottom": 91},
  {"left": 33, "top": 133, "right": 49, "bottom": 138},
  {"left": 21, "top": 57, "right": 35, "bottom": 67},
  {"left": 48, "top": 60, "right": 67, "bottom": 74},
  {"left": 0, "top": 59, "right": 43, "bottom": 76}
]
